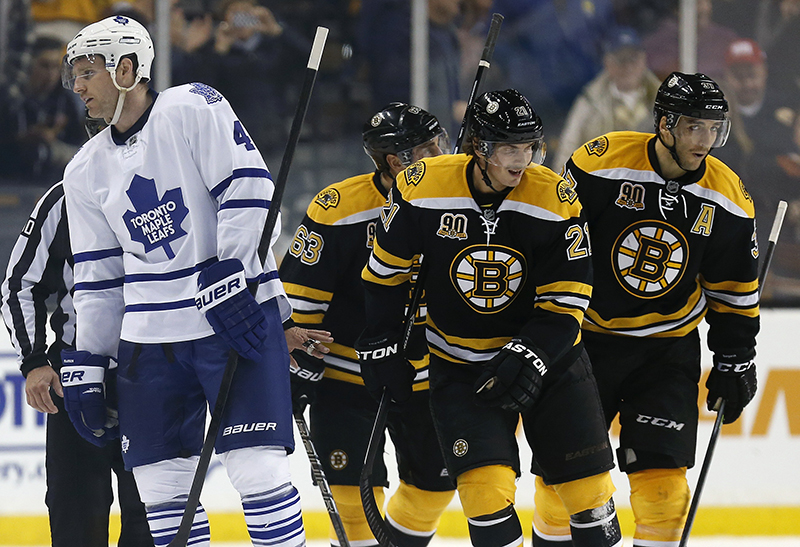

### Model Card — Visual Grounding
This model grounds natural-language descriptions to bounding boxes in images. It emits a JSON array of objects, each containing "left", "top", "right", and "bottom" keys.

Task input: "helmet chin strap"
[
  {"left": 477, "top": 153, "right": 503, "bottom": 193},
  {"left": 658, "top": 128, "right": 697, "bottom": 174},
  {"left": 107, "top": 70, "right": 142, "bottom": 126}
]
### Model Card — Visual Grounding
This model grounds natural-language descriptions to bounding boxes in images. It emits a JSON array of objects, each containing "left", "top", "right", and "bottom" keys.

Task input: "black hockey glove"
[
  {"left": 474, "top": 337, "right": 549, "bottom": 413},
  {"left": 289, "top": 350, "right": 325, "bottom": 414},
  {"left": 706, "top": 356, "right": 757, "bottom": 424},
  {"left": 355, "top": 332, "right": 415, "bottom": 404}
]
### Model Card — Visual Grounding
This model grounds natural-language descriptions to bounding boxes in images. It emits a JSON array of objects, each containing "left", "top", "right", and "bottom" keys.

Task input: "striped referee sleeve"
[{"left": 1, "top": 181, "right": 75, "bottom": 377}]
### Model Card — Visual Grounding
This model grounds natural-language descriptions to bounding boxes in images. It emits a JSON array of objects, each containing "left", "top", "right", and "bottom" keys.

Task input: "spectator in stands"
[
  {"left": 554, "top": 26, "right": 660, "bottom": 169},
  {"left": 30, "top": 0, "right": 100, "bottom": 42},
  {"left": 358, "top": 0, "right": 463, "bottom": 137},
  {"left": 491, "top": 0, "right": 616, "bottom": 146},
  {"left": 456, "top": 0, "right": 506, "bottom": 104},
  {"left": 713, "top": 39, "right": 800, "bottom": 299},
  {"left": 643, "top": 0, "right": 738, "bottom": 81},
  {"left": 170, "top": 0, "right": 215, "bottom": 85},
  {"left": 0, "top": 36, "right": 85, "bottom": 185},
  {"left": 611, "top": 0, "right": 674, "bottom": 36},
  {"left": 761, "top": 0, "right": 800, "bottom": 100},
  {"left": 0, "top": 0, "right": 36, "bottom": 117},
  {"left": 206, "top": 0, "right": 310, "bottom": 157}
]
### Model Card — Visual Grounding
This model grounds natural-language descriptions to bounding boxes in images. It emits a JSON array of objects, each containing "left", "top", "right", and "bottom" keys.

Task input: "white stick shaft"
[
  {"left": 769, "top": 200, "right": 788, "bottom": 244},
  {"left": 307, "top": 27, "right": 329, "bottom": 70}
]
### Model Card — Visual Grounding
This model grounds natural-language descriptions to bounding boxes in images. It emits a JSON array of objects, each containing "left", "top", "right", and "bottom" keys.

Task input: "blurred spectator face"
[
  {"left": 225, "top": 0, "right": 260, "bottom": 41},
  {"left": 29, "top": 47, "right": 64, "bottom": 96},
  {"left": 725, "top": 39, "right": 767, "bottom": 108},
  {"left": 605, "top": 48, "right": 647, "bottom": 92},
  {"left": 602, "top": 27, "right": 647, "bottom": 92},
  {"left": 698, "top": 0, "right": 712, "bottom": 27},
  {"left": 429, "top": 0, "right": 462, "bottom": 24},
  {"left": 780, "top": 0, "right": 800, "bottom": 18}
]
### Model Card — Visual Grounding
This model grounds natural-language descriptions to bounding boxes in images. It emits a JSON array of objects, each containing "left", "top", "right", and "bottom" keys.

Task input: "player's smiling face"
[
  {"left": 71, "top": 56, "right": 117, "bottom": 121},
  {"left": 483, "top": 142, "right": 535, "bottom": 189}
]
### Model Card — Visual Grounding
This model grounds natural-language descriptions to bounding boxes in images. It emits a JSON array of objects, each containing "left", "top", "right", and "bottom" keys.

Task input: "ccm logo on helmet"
[{"left": 223, "top": 422, "right": 277, "bottom": 436}]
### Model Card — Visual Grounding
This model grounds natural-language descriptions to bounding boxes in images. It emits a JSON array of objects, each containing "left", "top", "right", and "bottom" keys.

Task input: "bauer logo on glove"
[{"left": 195, "top": 266, "right": 246, "bottom": 312}]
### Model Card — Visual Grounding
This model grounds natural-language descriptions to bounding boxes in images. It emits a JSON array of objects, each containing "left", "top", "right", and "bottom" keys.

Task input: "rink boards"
[{"left": 1, "top": 309, "right": 799, "bottom": 543}]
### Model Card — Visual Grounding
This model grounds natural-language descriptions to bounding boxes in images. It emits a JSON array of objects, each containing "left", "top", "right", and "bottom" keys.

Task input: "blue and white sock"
[
  {"left": 242, "top": 483, "right": 306, "bottom": 547},
  {"left": 146, "top": 500, "right": 210, "bottom": 547}
]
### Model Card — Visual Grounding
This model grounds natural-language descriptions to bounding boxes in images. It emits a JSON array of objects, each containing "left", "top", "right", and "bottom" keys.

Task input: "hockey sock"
[
  {"left": 629, "top": 468, "right": 689, "bottom": 546},
  {"left": 329, "top": 484, "right": 384, "bottom": 546},
  {"left": 145, "top": 500, "right": 210, "bottom": 547},
  {"left": 457, "top": 466, "right": 522, "bottom": 547},
  {"left": 553, "top": 472, "right": 621, "bottom": 547},
  {"left": 386, "top": 481, "right": 455, "bottom": 547},
  {"left": 242, "top": 484, "right": 306, "bottom": 547},
  {"left": 532, "top": 476, "right": 572, "bottom": 546}
]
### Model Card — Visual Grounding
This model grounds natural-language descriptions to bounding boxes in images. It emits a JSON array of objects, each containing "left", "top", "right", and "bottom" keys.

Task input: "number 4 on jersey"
[{"left": 233, "top": 120, "right": 255, "bottom": 151}]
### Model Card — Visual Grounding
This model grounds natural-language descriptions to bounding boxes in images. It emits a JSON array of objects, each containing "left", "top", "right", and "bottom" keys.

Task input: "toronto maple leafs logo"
[
  {"left": 189, "top": 83, "right": 223, "bottom": 104},
  {"left": 123, "top": 175, "right": 188, "bottom": 259}
]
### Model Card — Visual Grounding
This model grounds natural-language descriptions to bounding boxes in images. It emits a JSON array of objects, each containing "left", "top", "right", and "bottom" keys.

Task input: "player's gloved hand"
[
  {"left": 705, "top": 356, "right": 757, "bottom": 424},
  {"left": 60, "top": 350, "right": 119, "bottom": 447},
  {"left": 289, "top": 350, "right": 326, "bottom": 414},
  {"left": 196, "top": 258, "right": 267, "bottom": 361},
  {"left": 474, "top": 337, "right": 549, "bottom": 413},
  {"left": 355, "top": 332, "right": 415, "bottom": 404}
]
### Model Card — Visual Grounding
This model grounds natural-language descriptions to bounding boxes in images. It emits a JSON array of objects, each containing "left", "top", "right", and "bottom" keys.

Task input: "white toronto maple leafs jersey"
[{"left": 63, "top": 83, "right": 289, "bottom": 357}]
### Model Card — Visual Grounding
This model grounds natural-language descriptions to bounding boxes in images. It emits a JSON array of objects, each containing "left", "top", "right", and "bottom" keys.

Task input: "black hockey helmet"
[
  {"left": 654, "top": 72, "right": 729, "bottom": 127},
  {"left": 363, "top": 103, "right": 447, "bottom": 173},
  {"left": 468, "top": 89, "right": 545, "bottom": 164}
]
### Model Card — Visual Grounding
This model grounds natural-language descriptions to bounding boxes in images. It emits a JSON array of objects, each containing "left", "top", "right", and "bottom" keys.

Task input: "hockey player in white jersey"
[{"left": 59, "top": 16, "right": 306, "bottom": 547}]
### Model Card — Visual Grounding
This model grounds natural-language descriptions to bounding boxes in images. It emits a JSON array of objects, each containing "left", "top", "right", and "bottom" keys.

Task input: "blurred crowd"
[{"left": 0, "top": 0, "right": 799, "bottom": 299}]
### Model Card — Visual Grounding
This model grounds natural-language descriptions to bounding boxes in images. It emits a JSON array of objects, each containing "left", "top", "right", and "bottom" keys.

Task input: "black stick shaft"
[
  {"left": 167, "top": 27, "right": 329, "bottom": 547},
  {"left": 678, "top": 199, "right": 787, "bottom": 547},
  {"left": 452, "top": 13, "right": 503, "bottom": 154},
  {"left": 294, "top": 412, "right": 350, "bottom": 546}
]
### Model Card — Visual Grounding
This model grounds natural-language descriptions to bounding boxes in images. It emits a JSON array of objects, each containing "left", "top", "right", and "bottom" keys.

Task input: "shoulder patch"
[
  {"left": 556, "top": 179, "right": 578, "bottom": 204},
  {"left": 584, "top": 136, "right": 609, "bottom": 157},
  {"left": 403, "top": 161, "right": 426, "bottom": 186},
  {"left": 314, "top": 188, "right": 340, "bottom": 209},
  {"left": 739, "top": 179, "right": 752, "bottom": 203},
  {"left": 188, "top": 83, "right": 223, "bottom": 104}
]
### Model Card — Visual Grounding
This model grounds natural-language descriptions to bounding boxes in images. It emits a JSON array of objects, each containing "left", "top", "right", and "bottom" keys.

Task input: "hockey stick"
[
  {"left": 358, "top": 14, "right": 504, "bottom": 547},
  {"left": 294, "top": 411, "right": 350, "bottom": 546},
  {"left": 168, "top": 26, "right": 329, "bottom": 547},
  {"left": 452, "top": 13, "right": 504, "bottom": 154},
  {"left": 678, "top": 199, "right": 787, "bottom": 547}
]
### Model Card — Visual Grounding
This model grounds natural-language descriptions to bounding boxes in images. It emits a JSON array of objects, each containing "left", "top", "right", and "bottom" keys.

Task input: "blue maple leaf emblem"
[{"left": 123, "top": 175, "right": 188, "bottom": 259}]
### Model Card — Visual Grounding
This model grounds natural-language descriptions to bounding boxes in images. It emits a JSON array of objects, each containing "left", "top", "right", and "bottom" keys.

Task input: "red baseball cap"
[{"left": 725, "top": 39, "right": 766, "bottom": 67}]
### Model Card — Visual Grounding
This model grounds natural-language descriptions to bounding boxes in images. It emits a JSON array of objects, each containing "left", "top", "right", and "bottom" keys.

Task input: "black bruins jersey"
[
  {"left": 279, "top": 172, "right": 429, "bottom": 387},
  {"left": 362, "top": 153, "right": 593, "bottom": 369},
  {"left": 565, "top": 131, "right": 759, "bottom": 360}
]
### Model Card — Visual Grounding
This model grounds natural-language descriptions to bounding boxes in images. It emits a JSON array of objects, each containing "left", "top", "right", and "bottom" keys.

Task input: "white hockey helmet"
[
  {"left": 63, "top": 15, "right": 154, "bottom": 125},
  {"left": 65, "top": 15, "right": 154, "bottom": 85}
]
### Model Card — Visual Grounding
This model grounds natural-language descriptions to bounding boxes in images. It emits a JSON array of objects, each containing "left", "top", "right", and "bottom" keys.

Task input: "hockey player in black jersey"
[
  {"left": 538, "top": 72, "right": 760, "bottom": 547},
  {"left": 356, "top": 89, "right": 623, "bottom": 547},
  {"left": 279, "top": 103, "right": 456, "bottom": 547}
]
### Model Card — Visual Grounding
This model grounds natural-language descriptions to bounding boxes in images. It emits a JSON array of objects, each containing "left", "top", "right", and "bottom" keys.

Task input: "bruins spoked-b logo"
[
  {"left": 612, "top": 220, "right": 688, "bottom": 298},
  {"left": 450, "top": 245, "right": 526, "bottom": 313}
]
